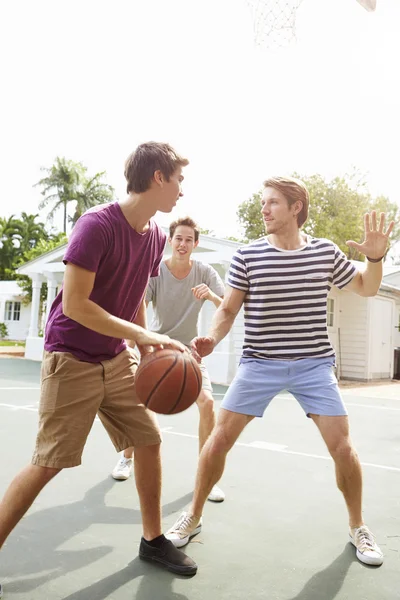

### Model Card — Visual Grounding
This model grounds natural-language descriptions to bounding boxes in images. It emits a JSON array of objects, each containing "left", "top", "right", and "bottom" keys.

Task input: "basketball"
[{"left": 135, "top": 349, "right": 202, "bottom": 414}]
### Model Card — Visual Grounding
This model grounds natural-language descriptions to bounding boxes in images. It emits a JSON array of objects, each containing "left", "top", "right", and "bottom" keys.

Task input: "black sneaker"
[{"left": 139, "top": 536, "right": 198, "bottom": 575}]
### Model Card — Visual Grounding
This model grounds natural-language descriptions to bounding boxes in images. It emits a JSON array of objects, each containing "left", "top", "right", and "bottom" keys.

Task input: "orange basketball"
[{"left": 135, "top": 349, "right": 202, "bottom": 414}]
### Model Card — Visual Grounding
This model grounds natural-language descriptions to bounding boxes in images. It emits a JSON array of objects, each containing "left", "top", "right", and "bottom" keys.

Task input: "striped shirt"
[{"left": 228, "top": 236, "right": 357, "bottom": 360}]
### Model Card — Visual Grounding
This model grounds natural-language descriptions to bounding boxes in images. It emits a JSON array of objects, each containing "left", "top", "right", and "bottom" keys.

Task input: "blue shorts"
[{"left": 221, "top": 357, "right": 347, "bottom": 418}]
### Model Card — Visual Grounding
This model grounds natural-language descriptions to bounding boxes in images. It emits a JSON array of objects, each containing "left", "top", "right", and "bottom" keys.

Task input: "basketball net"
[{"left": 246, "top": 0, "right": 304, "bottom": 49}]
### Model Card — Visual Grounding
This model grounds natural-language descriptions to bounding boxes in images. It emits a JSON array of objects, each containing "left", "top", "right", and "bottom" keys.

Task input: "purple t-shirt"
[{"left": 45, "top": 203, "right": 166, "bottom": 362}]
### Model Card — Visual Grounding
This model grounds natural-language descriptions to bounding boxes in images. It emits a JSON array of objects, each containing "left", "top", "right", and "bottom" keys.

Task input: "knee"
[
  {"left": 329, "top": 438, "right": 356, "bottom": 462},
  {"left": 33, "top": 464, "right": 62, "bottom": 481},
  {"left": 134, "top": 443, "right": 161, "bottom": 458},
  {"left": 197, "top": 395, "right": 215, "bottom": 418},
  {"left": 208, "top": 426, "right": 235, "bottom": 455}
]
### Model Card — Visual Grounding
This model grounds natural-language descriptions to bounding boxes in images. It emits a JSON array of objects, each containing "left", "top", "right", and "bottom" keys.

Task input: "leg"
[
  {"left": 197, "top": 389, "right": 227, "bottom": 501},
  {"left": 0, "top": 464, "right": 60, "bottom": 548},
  {"left": 102, "top": 350, "right": 197, "bottom": 575},
  {"left": 133, "top": 443, "right": 162, "bottom": 541},
  {"left": 311, "top": 414, "right": 383, "bottom": 566},
  {"left": 310, "top": 415, "right": 363, "bottom": 528},
  {"left": 1, "top": 351, "right": 102, "bottom": 547},
  {"left": 166, "top": 408, "right": 253, "bottom": 547},
  {"left": 111, "top": 447, "right": 134, "bottom": 480},
  {"left": 196, "top": 389, "right": 216, "bottom": 453},
  {"left": 123, "top": 447, "right": 134, "bottom": 458},
  {"left": 191, "top": 408, "right": 253, "bottom": 516}
]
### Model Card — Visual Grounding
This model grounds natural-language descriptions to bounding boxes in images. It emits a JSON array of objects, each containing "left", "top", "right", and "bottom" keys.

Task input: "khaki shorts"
[{"left": 33, "top": 349, "right": 161, "bottom": 469}]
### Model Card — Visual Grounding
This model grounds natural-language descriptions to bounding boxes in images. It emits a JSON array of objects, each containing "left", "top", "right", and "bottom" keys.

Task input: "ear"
[
  {"left": 153, "top": 170, "right": 164, "bottom": 187},
  {"left": 293, "top": 200, "right": 303, "bottom": 216},
  {"left": 194, "top": 239, "right": 199, "bottom": 249},
  {"left": 168, "top": 236, "right": 172, "bottom": 246}
]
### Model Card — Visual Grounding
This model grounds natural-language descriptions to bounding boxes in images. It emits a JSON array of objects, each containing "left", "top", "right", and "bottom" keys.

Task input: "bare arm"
[
  {"left": 344, "top": 262, "right": 383, "bottom": 297},
  {"left": 62, "top": 263, "right": 184, "bottom": 350},
  {"left": 190, "top": 285, "right": 246, "bottom": 360},
  {"left": 126, "top": 297, "right": 148, "bottom": 349},
  {"left": 191, "top": 284, "right": 223, "bottom": 308}
]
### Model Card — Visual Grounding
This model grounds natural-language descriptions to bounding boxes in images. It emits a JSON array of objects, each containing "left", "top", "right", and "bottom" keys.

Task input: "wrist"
[
  {"left": 208, "top": 333, "right": 218, "bottom": 346},
  {"left": 366, "top": 256, "right": 384, "bottom": 263}
]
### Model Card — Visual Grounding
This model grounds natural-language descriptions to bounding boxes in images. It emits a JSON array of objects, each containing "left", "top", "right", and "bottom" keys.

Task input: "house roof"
[{"left": 0, "top": 281, "right": 24, "bottom": 297}]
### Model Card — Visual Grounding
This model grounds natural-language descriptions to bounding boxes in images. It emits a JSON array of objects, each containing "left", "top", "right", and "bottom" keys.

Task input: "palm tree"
[
  {"left": 35, "top": 157, "right": 84, "bottom": 233},
  {"left": 70, "top": 172, "right": 114, "bottom": 226},
  {"left": 17, "top": 213, "right": 48, "bottom": 255},
  {"left": 35, "top": 158, "right": 114, "bottom": 232},
  {"left": 0, "top": 215, "right": 23, "bottom": 279}
]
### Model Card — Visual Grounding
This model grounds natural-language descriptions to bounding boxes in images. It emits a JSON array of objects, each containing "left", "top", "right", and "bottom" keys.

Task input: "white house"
[
  {"left": 14, "top": 231, "right": 400, "bottom": 383},
  {"left": 0, "top": 281, "right": 31, "bottom": 340}
]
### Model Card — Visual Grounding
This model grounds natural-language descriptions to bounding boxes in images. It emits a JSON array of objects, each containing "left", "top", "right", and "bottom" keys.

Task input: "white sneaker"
[
  {"left": 208, "top": 484, "right": 225, "bottom": 502},
  {"left": 349, "top": 525, "right": 384, "bottom": 566},
  {"left": 165, "top": 511, "right": 202, "bottom": 548},
  {"left": 111, "top": 456, "right": 133, "bottom": 480}
]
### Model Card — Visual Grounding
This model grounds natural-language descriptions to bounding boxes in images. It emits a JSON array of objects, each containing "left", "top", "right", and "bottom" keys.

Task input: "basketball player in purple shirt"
[{"left": 0, "top": 142, "right": 198, "bottom": 577}]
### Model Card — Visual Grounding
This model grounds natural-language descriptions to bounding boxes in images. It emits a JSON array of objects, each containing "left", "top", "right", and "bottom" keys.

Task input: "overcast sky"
[{"left": 1, "top": 0, "right": 399, "bottom": 238}]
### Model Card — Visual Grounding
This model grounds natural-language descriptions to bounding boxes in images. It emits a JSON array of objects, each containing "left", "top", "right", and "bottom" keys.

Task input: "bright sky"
[{"left": 1, "top": 0, "right": 399, "bottom": 238}]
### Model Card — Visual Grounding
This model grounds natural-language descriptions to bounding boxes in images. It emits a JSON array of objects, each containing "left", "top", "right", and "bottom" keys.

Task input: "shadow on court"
[
  {"left": 61, "top": 557, "right": 191, "bottom": 600},
  {"left": 286, "top": 545, "right": 358, "bottom": 600},
  {"left": 1, "top": 477, "right": 192, "bottom": 597}
]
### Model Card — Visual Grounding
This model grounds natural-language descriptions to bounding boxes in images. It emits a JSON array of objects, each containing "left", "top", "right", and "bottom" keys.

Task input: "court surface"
[{"left": 0, "top": 357, "right": 399, "bottom": 599}]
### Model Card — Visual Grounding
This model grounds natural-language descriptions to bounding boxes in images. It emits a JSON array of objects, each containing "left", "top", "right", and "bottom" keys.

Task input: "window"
[
  {"left": 4, "top": 301, "right": 21, "bottom": 322},
  {"left": 327, "top": 298, "right": 335, "bottom": 327}
]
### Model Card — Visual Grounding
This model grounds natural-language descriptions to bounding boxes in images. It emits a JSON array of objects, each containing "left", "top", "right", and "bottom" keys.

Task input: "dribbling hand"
[
  {"left": 136, "top": 330, "right": 185, "bottom": 353},
  {"left": 190, "top": 336, "right": 216, "bottom": 362}
]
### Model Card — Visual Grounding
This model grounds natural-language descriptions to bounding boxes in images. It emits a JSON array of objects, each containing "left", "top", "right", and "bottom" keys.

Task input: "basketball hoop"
[
  {"left": 246, "top": 0, "right": 304, "bottom": 49},
  {"left": 246, "top": 0, "right": 377, "bottom": 50}
]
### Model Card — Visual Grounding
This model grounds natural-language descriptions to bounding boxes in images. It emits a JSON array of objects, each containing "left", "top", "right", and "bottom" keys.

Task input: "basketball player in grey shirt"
[{"left": 111, "top": 217, "right": 226, "bottom": 502}]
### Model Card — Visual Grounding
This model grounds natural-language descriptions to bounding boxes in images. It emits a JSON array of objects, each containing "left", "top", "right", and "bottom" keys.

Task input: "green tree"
[
  {"left": 236, "top": 173, "right": 400, "bottom": 259},
  {"left": 15, "top": 212, "right": 49, "bottom": 255},
  {"left": 36, "top": 157, "right": 83, "bottom": 233},
  {"left": 35, "top": 157, "right": 114, "bottom": 233},
  {"left": 237, "top": 190, "right": 264, "bottom": 241},
  {"left": 0, "top": 215, "right": 23, "bottom": 280},
  {"left": 70, "top": 172, "right": 114, "bottom": 226}
]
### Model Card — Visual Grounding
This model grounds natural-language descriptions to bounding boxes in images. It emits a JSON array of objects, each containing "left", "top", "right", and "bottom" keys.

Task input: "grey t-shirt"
[{"left": 146, "top": 260, "right": 225, "bottom": 345}]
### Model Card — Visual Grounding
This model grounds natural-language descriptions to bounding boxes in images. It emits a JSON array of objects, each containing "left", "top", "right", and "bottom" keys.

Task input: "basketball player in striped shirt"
[{"left": 165, "top": 176, "right": 394, "bottom": 567}]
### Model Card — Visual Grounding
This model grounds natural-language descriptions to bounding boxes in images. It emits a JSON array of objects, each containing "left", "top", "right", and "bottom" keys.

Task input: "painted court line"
[
  {"left": 0, "top": 387, "right": 40, "bottom": 390},
  {"left": 278, "top": 393, "right": 400, "bottom": 412},
  {"left": 159, "top": 428, "right": 400, "bottom": 473},
  {"left": 0, "top": 403, "right": 38, "bottom": 412}
]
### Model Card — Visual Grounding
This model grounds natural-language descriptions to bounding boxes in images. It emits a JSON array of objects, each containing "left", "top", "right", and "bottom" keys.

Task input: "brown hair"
[
  {"left": 263, "top": 176, "right": 309, "bottom": 227},
  {"left": 169, "top": 217, "right": 200, "bottom": 243},
  {"left": 124, "top": 142, "right": 189, "bottom": 194}
]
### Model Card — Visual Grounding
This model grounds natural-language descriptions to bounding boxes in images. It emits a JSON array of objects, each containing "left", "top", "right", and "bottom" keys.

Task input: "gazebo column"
[
  {"left": 28, "top": 276, "right": 43, "bottom": 338},
  {"left": 44, "top": 273, "right": 59, "bottom": 325}
]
